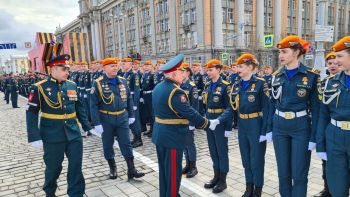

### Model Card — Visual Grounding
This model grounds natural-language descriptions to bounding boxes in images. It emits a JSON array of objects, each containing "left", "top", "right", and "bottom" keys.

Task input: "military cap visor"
[
  {"left": 47, "top": 54, "right": 71, "bottom": 68},
  {"left": 159, "top": 54, "right": 184, "bottom": 73}
]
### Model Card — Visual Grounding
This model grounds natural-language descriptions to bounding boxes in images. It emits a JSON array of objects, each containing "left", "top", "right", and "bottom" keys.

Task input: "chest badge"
[
  {"left": 248, "top": 95, "right": 255, "bottom": 102},
  {"left": 251, "top": 84, "right": 256, "bottom": 91},
  {"left": 213, "top": 96, "right": 220, "bottom": 102},
  {"left": 297, "top": 88, "right": 307, "bottom": 97},
  {"left": 302, "top": 77, "right": 308, "bottom": 85}
]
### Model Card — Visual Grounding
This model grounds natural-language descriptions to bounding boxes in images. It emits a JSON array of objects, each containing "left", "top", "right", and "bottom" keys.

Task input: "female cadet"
[
  {"left": 270, "top": 36, "right": 320, "bottom": 197},
  {"left": 214, "top": 54, "right": 270, "bottom": 197},
  {"left": 180, "top": 63, "right": 200, "bottom": 178},
  {"left": 314, "top": 51, "right": 341, "bottom": 197},
  {"left": 316, "top": 36, "right": 350, "bottom": 197},
  {"left": 202, "top": 59, "right": 232, "bottom": 193}
]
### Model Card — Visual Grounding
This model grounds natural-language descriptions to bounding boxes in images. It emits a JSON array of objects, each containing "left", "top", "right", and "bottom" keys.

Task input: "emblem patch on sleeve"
[{"left": 180, "top": 95, "right": 187, "bottom": 103}]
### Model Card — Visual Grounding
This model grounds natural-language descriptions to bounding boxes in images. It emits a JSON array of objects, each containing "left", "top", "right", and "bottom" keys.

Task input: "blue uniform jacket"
[
  {"left": 269, "top": 63, "right": 320, "bottom": 142},
  {"left": 89, "top": 74, "right": 135, "bottom": 126},
  {"left": 219, "top": 75, "right": 270, "bottom": 135},
  {"left": 316, "top": 72, "right": 350, "bottom": 152}
]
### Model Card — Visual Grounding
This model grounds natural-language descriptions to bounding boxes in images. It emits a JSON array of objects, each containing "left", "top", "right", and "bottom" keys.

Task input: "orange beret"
[
  {"left": 325, "top": 52, "right": 336, "bottom": 60},
  {"left": 143, "top": 60, "right": 152, "bottom": 65},
  {"left": 180, "top": 62, "right": 190, "bottom": 69},
  {"left": 231, "top": 63, "right": 237, "bottom": 67},
  {"left": 102, "top": 58, "right": 119, "bottom": 67},
  {"left": 192, "top": 63, "right": 200, "bottom": 67},
  {"left": 277, "top": 35, "right": 309, "bottom": 53},
  {"left": 157, "top": 59, "right": 166, "bottom": 64},
  {"left": 122, "top": 57, "right": 133, "bottom": 62},
  {"left": 205, "top": 59, "right": 221, "bottom": 68},
  {"left": 236, "top": 53, "right": 257, "bottom": 65},
  {"left": 81, "top": 61, "right": 87, "bottom": 65},
  {"left": 332, "top": 36, "right": 350, "bottom": 52},
  {"left": 264, "top": 65, "right": 272, "bottom": 69},
  {"left": 133, "top": 60, "right": 140, "bottom": 64}
]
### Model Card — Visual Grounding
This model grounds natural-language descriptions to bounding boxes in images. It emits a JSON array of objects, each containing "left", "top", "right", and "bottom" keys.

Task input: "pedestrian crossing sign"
[
  {"left": 222, "top": 52, "right": 229, "bottom": 61},
  {"left": 264, "top": 35, "right": 274, "bottom": 48}
]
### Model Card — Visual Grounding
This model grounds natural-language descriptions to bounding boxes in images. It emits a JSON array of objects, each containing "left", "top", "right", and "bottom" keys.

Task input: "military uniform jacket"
[
  {"left": 316, "top": 72, "right": 350, "bottom": 152},
  {"left": 219, "top": 75, "right": 271, "bottom": 135},
  {"left": 26, "top": 77, "right": 92, "bottom": 143},
  {"left": 270, "top": 63, "right": 320, "bottom": 142},
  {"left": 90, "top": 74, "right": 135, "bottom": 126},
  {"left": 123, "top": 69, "right": 141, "bottom": 106},
  {"left": 181, "top": 79, "right": 199, "bottom": 127},
  {"left": 152, "top": 78, "right": 209, "bottom": 149},
  {"left": 203, "top": 77, "right": 232, "bottom": 131},
  {"left": 193, "top": 73, "right": 204, "bottom": 96}
]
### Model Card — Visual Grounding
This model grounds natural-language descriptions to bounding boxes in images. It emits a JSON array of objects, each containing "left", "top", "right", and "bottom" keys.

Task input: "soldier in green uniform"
[
  {"left": 152, "top": 54, "right": 218, "bottom": 197},
  {"left": 26, "top": 54, "right": 93, "bottom": 197}
]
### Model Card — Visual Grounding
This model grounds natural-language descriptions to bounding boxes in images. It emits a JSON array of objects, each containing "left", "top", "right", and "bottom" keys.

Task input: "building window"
[
  {"left": 228, "top": 8, "right": 233, "bottom": 23},
  {"left": 164, "top": 0, "right": 168, "bottom": 14},
  {"left": 191, "top": 9, "right": 196, "bottom": 24},
  {"left": 245, "top": 13, "right": 252, "bottom": 25},
  {"left": 223, "top": 8, "right": 227, "bottom": 23},
  {"left": 193, "top": 31, "right": 197, "bottom": 47}
]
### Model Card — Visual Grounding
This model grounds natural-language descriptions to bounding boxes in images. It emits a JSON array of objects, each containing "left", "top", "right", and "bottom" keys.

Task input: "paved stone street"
[{"left": 0, "top": 93, "right": 324, "bottom": 197}]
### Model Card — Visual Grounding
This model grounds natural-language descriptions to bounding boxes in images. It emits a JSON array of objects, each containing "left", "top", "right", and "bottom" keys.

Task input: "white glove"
[
  {"left": 266, "top": 132, "right": 272, "bottom": 142},
  {"left": 308, "top": 142, "right": 316, "bottom": 151},
  {"left": 140, "top": 98, "right": 144, "bottom": 103},
  {"left": 93, "top": 125, "right": 104, "bottom": 137},
  {"left": 30, "top": 140, "right": 43, "bottom": 149},
  {"left": 198, "top": 96, "right": 203, "bottom": 100},
  {"left": 317, "top": 152, "right": 327, "bottom": 161},
  {"left": 189, "top": 126, "right": 195, "bottom": 131},
  {"left": 129, "top": 118, "right": 135, "bottom": 125},
  {"left": 224, "top": 130, "right": 232, "bottom": 138},
  {"left": 83, "top": 94, "right": 88, "bottom": 98},
  {"left": 133, "top": 106, "right": 137, "bottom": 111},
  {"left": 259, "top": 135, "right": 266, "bottom": 142},
  {"left": 209, "top": 119, "right": 220, "bottom": 131}
]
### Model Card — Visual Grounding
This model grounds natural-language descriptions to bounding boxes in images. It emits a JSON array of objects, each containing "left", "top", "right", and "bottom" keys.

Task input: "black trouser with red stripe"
[{"left": 156, "top": 145, "right": 183, "bottom": 197}]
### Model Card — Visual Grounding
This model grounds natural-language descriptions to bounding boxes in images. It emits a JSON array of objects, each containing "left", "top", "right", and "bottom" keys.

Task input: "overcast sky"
[{"left": 0, "top": 0, "right": 80, "bottom": 59}]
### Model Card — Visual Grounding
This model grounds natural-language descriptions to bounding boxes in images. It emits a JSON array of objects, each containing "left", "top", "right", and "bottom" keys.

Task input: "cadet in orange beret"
[
  {"left": 215, "top": 53, "right": 269, "bottom": 196},
  {"left": 90, "top": 57, "right": 145, "bottom": 180},
  {"left": 192, "top": 63, "right": 205, "bottom": 115},
  {"left": 316, "top": 36, "right": 350, "bottom": 197},
  {"left": 179, "top": 62, "right": 200, "bottom": 178},
  {"left": 140, "top": 60, "right": 156, "bottom": 137},
  {"left": 271, "top": 35, "right": 320, "bottom": 197},
  {"left": 202, "top": 59, "right": 232, "bottom": 193},
  {"left": 121, "top": 57, "right": 143, "bottom": 148}
]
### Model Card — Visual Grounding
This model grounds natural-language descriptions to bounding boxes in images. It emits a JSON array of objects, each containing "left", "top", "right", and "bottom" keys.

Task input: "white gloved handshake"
[{"left": 209, "top": 119, "right": 220, "bottom": 131}]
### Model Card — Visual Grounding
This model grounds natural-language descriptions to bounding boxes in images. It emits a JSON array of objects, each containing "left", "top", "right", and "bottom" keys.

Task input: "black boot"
[
  {"left": 186, "top": 161, "right": 198, "bottom": 178},
  {"left": 313, "top": 183, "right": 332, "bottom": 197},
  {"left": 132, "top": 134, "right": 143, "bottom": 148},
  {"left": 107, "top": 159, "right": 117, "bottom": 179},
  {"left": 182, "top": 162, "right": 189, "bottom": 175},
  {"left": 242, "top": 183, "right": 254, "bottom": 197},
  {"left": 126, "top": 157, "right": 145, "bottom": 180},
  {"left": 204, "top": 170, "right": 220, "bottom": 189},
  {"left": 253, "top": 187, "right": 262, "bottom": 197},
  {"left": 212, "top": 172, "right": 227, "bottom": 193}
]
